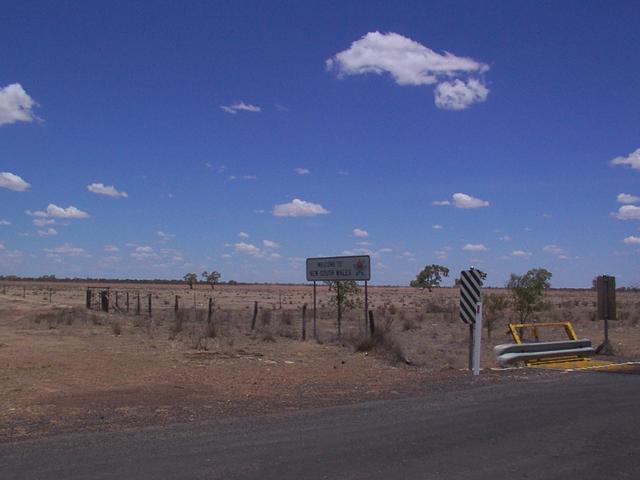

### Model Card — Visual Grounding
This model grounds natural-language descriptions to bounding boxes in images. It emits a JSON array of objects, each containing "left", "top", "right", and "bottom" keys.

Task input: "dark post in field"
[
  {"left": 364, "top": 281, "right": 368, "bottom": 337},
  {"left": 596, "top": 275, "right": 616, "bottom": 355},
  {"left": 126, "top": 292, "right": 130, "bottom": 312},
  {"left": 100, "top": 290, "right": 109, "bottom": 312},
  {"left": 148, "top": 294, "right": 152, "bottom": 317},
  {"left": 368, "top": 310, "right": 375, "bottom": 335},
  {"left": 302, "top": 303, "right": 307, "bottom": 341},
  {"left": 251, "top": 301, "right": 258, "bottom": 330},
  {"left": 23, "top": 286, "right": 26, "bottom": 298},
  {"left": 175, "top": 295, "right": 179, "bottom": 313},
  {"left": 207, "top": 297, "right": 215, "bottom": 337},
  {"left": 313, "top": 281, "right": 317, "bottom": 339},
  {"left": 86, "top": 288, "right": 92, "bottom": 309},
  {"left": 48, "top": 288, "right": 52, "bottom": 303},
  {"left": 136, "top": 292, "right": 141, "bottom": 316},
  {"left": 337, "top": 281, "right": 342, "bottom": 338}
]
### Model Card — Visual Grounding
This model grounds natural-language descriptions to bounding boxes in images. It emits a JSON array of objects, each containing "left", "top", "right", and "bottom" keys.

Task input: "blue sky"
[{"left": 1, "top": 0, "right": 639, "bottom": 287}]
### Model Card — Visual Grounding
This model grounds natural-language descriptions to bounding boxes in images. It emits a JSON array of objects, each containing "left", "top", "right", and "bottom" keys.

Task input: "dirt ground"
[{"left": 1, "top": 282, "right": 639, "bottom": 442}]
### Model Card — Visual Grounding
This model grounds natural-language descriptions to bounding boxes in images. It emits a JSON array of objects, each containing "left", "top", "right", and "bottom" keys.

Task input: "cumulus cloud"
[
  {"left": 463, "top": 243, "right": 488, "bottom": 252},
  {"left": 352, "top": 228, "right": 369, "bottom": 238},
  {"left": 617, "top": 193, "right": 640, "bottom": 204},
  {"left": 0, "top": 220, "right": 10, "bottom": 226},
  {"left": 157, "top": 231, "right": 175, "bottom": 243},
  {"left": 220, "top": 102, "right": 261, "bottom": 114},
  {"left": 130, "top": 245, "right": 157, "bottom": 259},
  {"left": 0, "top": 84, "right": 38, "bottom": 126},
  {"left": 33, "top": 218, "right": 55, "bottom": 227},
  {"left": 511, "top": 250, "right": 531, "bottom": 258},
  {"left": 0, "top": 172, "right": 30, "bottom": 191},
  {"left": 44, "top": 243, "right": 87, "bottom": 257},
  {"left": 432, "top": 224, "right": 443, "bottom": 230},
  {"left": 272, "top": 198, "right": 329, "bottom": 217},
  {"left": 37, "top": 228, "right": 57, "bottom": 237},
  {"left": 104, "top": 244, "right": 120, "bottom": 252},
  {"left": 434, "top": 79, "right": 489, "bottom": 110},
  {"left": 327, "top": 31, "right": 489, "bottom": 110},
  {"left": 610, "top": 148, "right": 640, "bottom": 171},
  {"left": 432, "top": 200, "right": 450, "bottom": 206},
  {"left": 294, "top": 168, "right": 310, "bottom": 175},
  {"left": 453, "top": 193, "right": 489, "bottom": 208},
  {"left": 234, "top": 242, "right": 263, "bottom": 257},
  {"left": 613, "top": 205, "right": 640, "bottom": 220},
  {"left": 238, "top": 232, "right": 249, "bottom": 239},
  {"left": 87, "top": 182, "right": 128, "bottom": 198},
  {"left": 623, "top": 236, "right": 640, "bottom": 245},
  {"left": 263, "top": 239, "right": 279, "bottom": 249},
  {"left": 543, "top": 245, "right": 566, "bottom": 256},
  {"left": 28, "top": 204, "right": 89, "bottom": 219}
]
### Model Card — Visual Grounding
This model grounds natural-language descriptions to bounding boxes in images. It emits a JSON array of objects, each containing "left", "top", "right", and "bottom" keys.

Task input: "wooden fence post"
[
  {"left": 136, "top": 292, "right": 141, "bottom": 316},
  {"left": 302, "top": 303, "right": 307, "bottom": 341},
  {"left": 207, "top": 297, "right": 215, "bottom": 337},
  {"left": 368, "top": 310, "right": 375, "bottom": 335},
  {"left": 175, "top": 295, "right": 179, "bottom": 313},
  {"left": 126, "top": 292, "right": 130, "bottom": 313},
  {"left": 251, "top": 301, "right": 258, "bottom": 330},
  {"left": 148, "top": 294, "right": 152, "bottom": 317},
  {"left": 100, "top": 290, "right": 109, "bottom": 312},
  {"left": 86, "top": 288, "right": 92, "bottom": 309},
  {"left": 48, "top": 288, "right": 52, "bottom": 303}
]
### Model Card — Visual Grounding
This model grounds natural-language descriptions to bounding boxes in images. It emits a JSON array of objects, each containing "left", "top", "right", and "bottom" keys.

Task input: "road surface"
[{"left": 1, "top": 372, "right": 638, "bottom": 479}]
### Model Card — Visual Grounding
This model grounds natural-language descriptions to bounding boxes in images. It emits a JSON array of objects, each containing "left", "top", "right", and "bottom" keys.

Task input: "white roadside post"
[{"left": 473, "top": 302, "right": 483, "bottom": 376}]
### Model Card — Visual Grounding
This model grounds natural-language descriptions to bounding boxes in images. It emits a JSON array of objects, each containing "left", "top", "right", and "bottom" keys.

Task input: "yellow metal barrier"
[{"left": 507, "top": 322, "right": 589, "bottom": 367}]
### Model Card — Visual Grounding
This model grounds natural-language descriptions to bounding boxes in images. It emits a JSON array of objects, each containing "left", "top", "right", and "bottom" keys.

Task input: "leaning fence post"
[
  {"left": 251, "top": 301, "right": 258, "bottom": 330},
  {"left": 302, "top": 303, "right": 307, "bottom": 341}
]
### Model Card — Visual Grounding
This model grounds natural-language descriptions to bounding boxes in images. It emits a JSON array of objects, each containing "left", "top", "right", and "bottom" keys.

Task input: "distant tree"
[
  {"left": 410, "top": 264, "right": 450, "bottom": 292},
  {"left": 483, "top": 293, "right": 510, "bottom": 341},
  {"left": 201, "top": 270, "right": 221, "bottom": 290},
  {"left": 183, "top": 272, "right": 198, "bottom": 290},
  {"left": 227, "top": 280, "right": 238, "bottom": 285},
  {"left": 506, "top": 268, "right": 552, "bottom": 323},
  {"left": 326, "top": 280, "right": 362, "bottom": 312}
]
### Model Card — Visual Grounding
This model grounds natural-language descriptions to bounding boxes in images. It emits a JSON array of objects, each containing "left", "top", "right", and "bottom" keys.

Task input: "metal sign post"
[
  {"left": 459, "top": 268, "right": 484, "bottom": 376},
  {"left": 306, "top": 255, "right": 371, "bottom": 339},
  {"left": 596, "top": 275, "right": 616, "bottom": 355}
]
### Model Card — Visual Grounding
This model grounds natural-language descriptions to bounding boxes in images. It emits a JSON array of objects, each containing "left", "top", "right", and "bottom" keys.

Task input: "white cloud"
[
  {"left": 617, "top": 193, "right": 640, "bottom": 204},
  {"left": 432, "top": 200, "right": 450, "bottom": 206},
  {"left": 33, "top": 218, "right": 55, "bottom": 227},
  {"left": 543, "top": 244, "right": 566, "bottom": 255},
  {"left": 0, "top": 172, "right": 30, "bottom": 191},
  {"left": 352, "top": 228, "right": 369, "bottom": 238},
  {"left": 463, "top": 243, "right": 488, "bottom": 252},
  {"left": 379, "top": 247, "right": 393, "bottom": 253},
  {"left": 294, "top": 168, "right": 310, "bottom": 175},
  {"left": 614, "top": 205, "right": 640, "bottom": 220},
  {"left": 0, "top": 220, "right": 10, "bottom": 226},
  {"left": 0, "top": 84, "right": 38, "bottom": 126},
  {"left": 87, "top": 182, "right": 128, "bottom": 198},
  {"left": 623, "top": 236, "right": 640, "bottom": 245},
  {"left": 131, "top": 245, "right": 157, "bottom": 259},
  {"left": 272, "top": 198, "right": 329, "bottom": 217},
  {"left": 238, "top": 231, "right": 249, "bottom": 239},
  {"left": 37, "top": 228, "right": 58, "bottom": 237},
  {"left": 234, "top": 242, "right": 263, "bottom": 257},
  {"left": 511, "top": 250, "right": 531, "bottom": 258},
  {"left": 29, "top": 204, "right": 90, "bottom": 219},
  {"left": 44, "top": 243, "right": 87, "bottom": 257},
  {"left": 499, "top": 235, "right": 511, "bottom": 241},
  {"left": 434, "top": 79, "right": 489, "bottom": 110},
  {"left": 453, "top": 193, "right": 489, "bottom": 209},
  {"left": 327, "top": 32, "right": 489, "bottom": 110},
  {"left": 610, "top": 148, "right": 640, "bottom": 171},
  {"left": 104, "top": 244, "right": 120, "bottom": 252},
  {"left": 263, "top": 239, "right": 280, "bottom": 249},
  {"left": 157, "top": 231, "right": 175, "bottom": 243},
  {"left": 338, "top": 170, "right": 349, "bottom": 176},
  {"left": 220, "top": 102, "right": 261, "bottom": 114},
  {"left": 432, "top": 224, "right": 443, "bottom": 230}
]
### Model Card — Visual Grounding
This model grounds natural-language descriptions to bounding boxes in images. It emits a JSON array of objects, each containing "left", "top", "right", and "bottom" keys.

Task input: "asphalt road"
[{"left": 2, "top": 372, "right": 639, "bottom": 480}]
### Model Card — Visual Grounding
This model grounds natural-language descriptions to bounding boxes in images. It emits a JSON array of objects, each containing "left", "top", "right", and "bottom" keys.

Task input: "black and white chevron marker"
[{"left": 459, "top": 269, "right": 483, "bottom": 324}]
